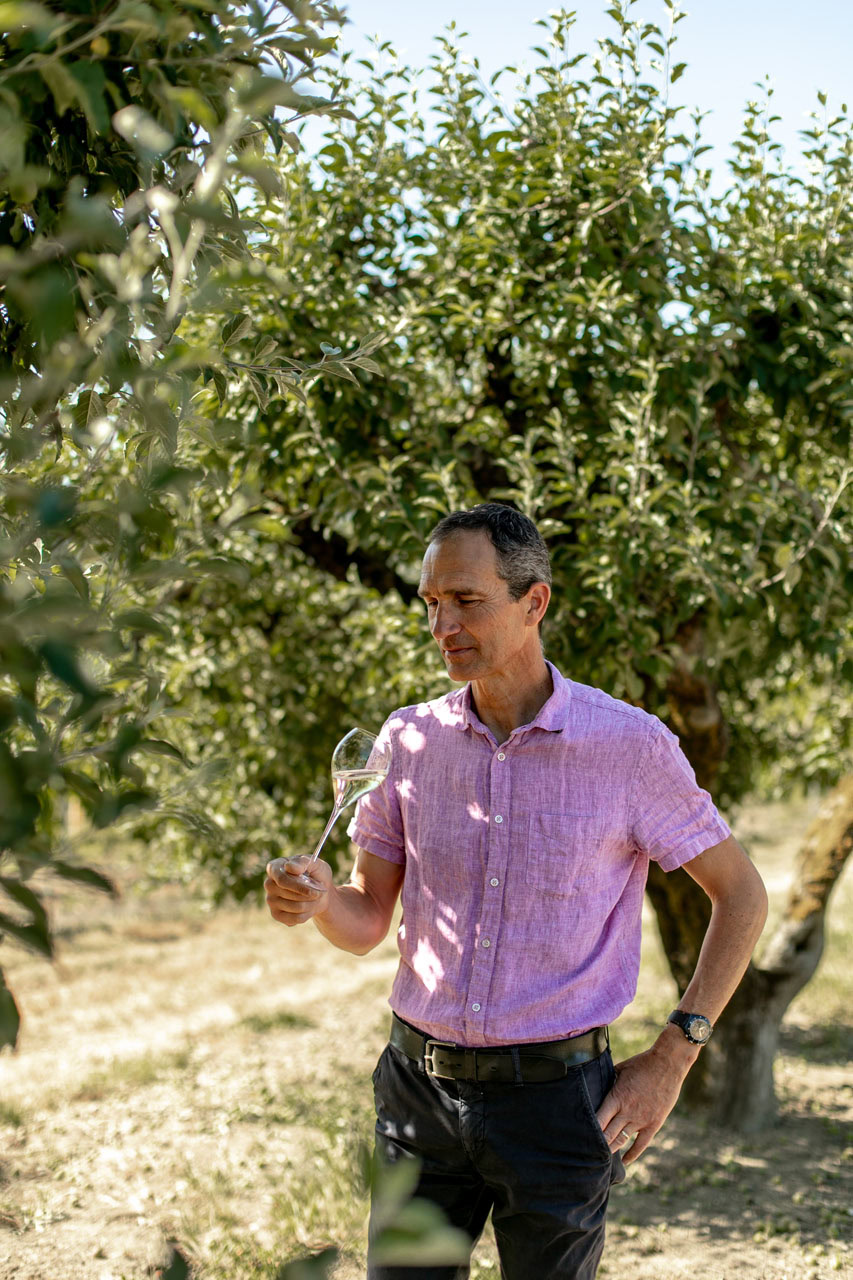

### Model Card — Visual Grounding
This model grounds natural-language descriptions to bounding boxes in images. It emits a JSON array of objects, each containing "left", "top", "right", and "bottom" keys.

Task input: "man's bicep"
[
  {"left": 682, "top": 834, "right": 766, "bottom": 906},
  {"left": 350, "top": 846, "right": 404, "bottom": 926}
]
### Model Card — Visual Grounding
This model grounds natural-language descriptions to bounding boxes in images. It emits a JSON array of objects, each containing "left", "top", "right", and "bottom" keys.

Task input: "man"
[{"left": 265, "top": 503, "right": 768, "bottom": 1280}]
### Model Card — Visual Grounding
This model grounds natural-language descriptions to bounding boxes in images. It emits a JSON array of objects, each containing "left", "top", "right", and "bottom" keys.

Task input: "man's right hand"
[{"left": 265, "top": 856, "right": 333, "bottom": 926}]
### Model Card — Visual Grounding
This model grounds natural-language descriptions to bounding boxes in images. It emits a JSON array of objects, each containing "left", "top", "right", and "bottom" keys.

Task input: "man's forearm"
[
  {"left": 313, "top": 881, "right": 393, "bottom": 956},
  {"left": 596, "top": 844, "right": 768, "bottom": 1162},
  {"left": 651, "top": 853, "right": 768, "bottom": 1067}
]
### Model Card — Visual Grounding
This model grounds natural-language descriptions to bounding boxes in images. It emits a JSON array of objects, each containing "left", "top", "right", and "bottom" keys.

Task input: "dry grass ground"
[{"left": 0, "top": 795, "right": 851, "bottom": 1280}]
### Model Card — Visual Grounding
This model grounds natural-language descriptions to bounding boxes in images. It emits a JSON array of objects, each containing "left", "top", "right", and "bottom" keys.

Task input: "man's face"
[{"left": 417, "top": 530, "right": 544, "bottom": 683}]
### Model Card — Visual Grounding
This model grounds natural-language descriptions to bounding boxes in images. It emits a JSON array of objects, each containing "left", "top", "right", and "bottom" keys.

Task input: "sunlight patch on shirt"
[
  {"left": 412, "top": 938, "right": 444, "bottom": 992},
  {"left": 433, "top": 700, "right": 466, "bottom": 729},
  {"left": 400, "top": 724, "right": 426, "bottom": 754},
  {"left": 436, "top": 914, "right": 462, "bottom": 952}
]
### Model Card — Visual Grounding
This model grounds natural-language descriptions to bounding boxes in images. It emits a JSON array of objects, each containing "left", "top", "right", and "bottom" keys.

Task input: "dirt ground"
[{"left": 0, "top": 796, "right": 851, "bottom": 1280}]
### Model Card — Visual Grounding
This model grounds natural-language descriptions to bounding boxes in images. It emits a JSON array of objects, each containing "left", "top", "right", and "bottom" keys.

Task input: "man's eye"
[{"left": 459, "top": 598, "right": 479, "bottom": 605}]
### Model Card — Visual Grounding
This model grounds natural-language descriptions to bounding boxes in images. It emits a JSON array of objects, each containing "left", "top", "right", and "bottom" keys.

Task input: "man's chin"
[{"left": 443, "top": 648, "right": 479, "bottom": 678}]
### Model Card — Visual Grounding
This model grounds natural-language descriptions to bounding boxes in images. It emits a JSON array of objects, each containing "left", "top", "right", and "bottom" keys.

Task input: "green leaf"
[
  {"left": 254, "top": 337, "right": 279, "bottom": 363},
  {"left": 222, "top": 313, "right": 253, "bottom": 347},
  {"left": 72, "top": 389, "right": 108, "bottom": 441},
  {"left": 670, "top": 62, "right": 687, "bottom": 84},
  {"left": 0, "top": 970, "right": 21, "bottom": 1050},
  {"left": 92, "top": 788, "right": 157, "bottom": 828},
  {"left": 0, "top": 1, "right": 55, "bottom": 32},
  {"left": 66, "top": 62, "right": 111, "bottom": 134},
  {"left": 0, "top": 880, "right": 53, "bottom": 956},
  {"left": 0, "top": 877, "right": 49, "bottom": 936},
  {"left": 158, "top": 1243, "right": 191, "bottom": 1280},
  {"left": 351, "top": 357, "right": 383, "bottom": 376},
  {"left": 234, "top": 155, "right": 283, "bottom": 198},
  {"left": 134, "top": 738, "right": 187, "bottom": 764},
  {"left": 112, "top": 106, "right": 173, "bottom": 156},
  {"left": 322, "top": 361, "right": 359, "bottom": 384},
  {"left": 212, "top": 367, "right": 228, "bottom": 405},
  {"left": 236, "top": 73, "right": 304, "bottom": 114},
  {"left": 156, "top": 807, "right": 221, "bottom": 842},
  {"left": 35, "top": 486, "right": 77, "bottom": 528},
  {"left": 39, "top": 640, "right": 99, "bottom": 697},
  {"left": 51, "top": 860, "right": 118, "bottom": 898},
  {"left": 354, "top": 332, "right": 391, "bottom": 357},
  {"left": 114, "top": 609, "right": 172, "bottom": 638},
  {"left": 55, "top": 554, "right": 90, "bottom": 601},
  {"left": 275, "top": 1249, "right": 339, "bottom": 1280},
  {"left": 245, "top": 369, "right": 269, "bottom": 409},
  {"left": 60, "top": 767, "right": 102, "bottom": 807},
  {"left": 782, "top": 562, "right": 803, "bottom": 595}
]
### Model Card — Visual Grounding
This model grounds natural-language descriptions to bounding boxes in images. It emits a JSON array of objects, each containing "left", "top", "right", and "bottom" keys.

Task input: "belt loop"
[{"left": 510, "top": 1045, "right": 523, "bottom": 1087}]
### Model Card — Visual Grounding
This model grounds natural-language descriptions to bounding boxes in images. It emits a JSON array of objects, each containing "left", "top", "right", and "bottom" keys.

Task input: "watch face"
[{"left": 687, "top": 1016, "right": 712, "bottom": 1043}]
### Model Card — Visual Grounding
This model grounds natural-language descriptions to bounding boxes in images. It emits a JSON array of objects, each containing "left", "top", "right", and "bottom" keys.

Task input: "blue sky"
[{"left": 324, "top": 0, "right": 851, "bottom": 187}]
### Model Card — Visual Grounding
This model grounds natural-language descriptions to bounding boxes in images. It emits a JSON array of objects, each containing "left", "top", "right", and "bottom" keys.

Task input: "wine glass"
[{"left": 287, "top": 727, "right": 391, "bottom": 889}]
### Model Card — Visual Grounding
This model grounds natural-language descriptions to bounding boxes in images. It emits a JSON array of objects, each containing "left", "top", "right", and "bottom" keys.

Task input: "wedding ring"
[{"left": 619, "top": 1128, "right": 632, "bottom": 1142}]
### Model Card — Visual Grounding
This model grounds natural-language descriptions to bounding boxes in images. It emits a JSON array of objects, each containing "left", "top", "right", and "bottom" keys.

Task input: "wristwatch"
[{"left": 667, "top": 1010, "right": 713, "bottom": 1045}]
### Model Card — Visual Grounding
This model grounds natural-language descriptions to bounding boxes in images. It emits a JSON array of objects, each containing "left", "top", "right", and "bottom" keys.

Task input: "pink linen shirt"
[{"left": 349, "top": 661, "right": 730, "bottom": 1048}]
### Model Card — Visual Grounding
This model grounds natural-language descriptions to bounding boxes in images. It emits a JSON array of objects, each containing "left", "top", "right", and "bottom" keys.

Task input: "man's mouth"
[{"left": 443, "top": 646, "right": 473, "bottom": 658}]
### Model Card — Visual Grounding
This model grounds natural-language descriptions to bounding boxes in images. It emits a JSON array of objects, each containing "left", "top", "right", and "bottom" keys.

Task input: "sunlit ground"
[{"left": 1, "top": 794, "right": 851, "bottom": 1279}]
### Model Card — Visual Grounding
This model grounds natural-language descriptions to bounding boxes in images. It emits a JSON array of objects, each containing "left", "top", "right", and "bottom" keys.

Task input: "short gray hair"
[{"left": 427, "top": 504, "right": 552, "bottom": 600}]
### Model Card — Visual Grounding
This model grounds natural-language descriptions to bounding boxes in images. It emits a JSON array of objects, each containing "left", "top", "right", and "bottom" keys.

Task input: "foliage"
[
  {"left": 0, "top": 0, "right": 372, "bottom": 1045},
  {"left": 145, "top": 1, "right": 851, "bottom": 892},
  {"left": 2, "top": 0, "right": 851, "bottom": 1061}
]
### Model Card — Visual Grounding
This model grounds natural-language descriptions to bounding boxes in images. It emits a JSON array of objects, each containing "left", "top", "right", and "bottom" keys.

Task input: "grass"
[
  {"left": 0, "top": 1100, "right": 25, "bottom": 1128},
  {"left": 172, "top": 1088, "right": 375, "bottom": 1280},
  {"left": 239, "top": 1010, "right": 315, "bottom": 1033},
  {"left": 69, "top": 1046, "right": 194, "bottom": 1103}
]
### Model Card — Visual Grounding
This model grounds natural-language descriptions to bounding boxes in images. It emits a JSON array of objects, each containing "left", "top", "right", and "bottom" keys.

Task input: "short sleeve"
[
  {"left": 346, "top": 716, "right": 406, "bottom": 865},
  {"left": 631, "top": 724, "right": 731, "bottom": 872}
]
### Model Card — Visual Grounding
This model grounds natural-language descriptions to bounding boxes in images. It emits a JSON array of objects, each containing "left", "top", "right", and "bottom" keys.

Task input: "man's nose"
[{"left": 431, "top": 604, "right": 461, "bottom": 639}]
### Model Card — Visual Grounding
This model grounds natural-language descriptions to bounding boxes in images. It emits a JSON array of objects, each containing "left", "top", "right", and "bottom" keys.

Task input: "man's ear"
[{"left": 525, "top": 582, "right": 551, "bottom": 626}]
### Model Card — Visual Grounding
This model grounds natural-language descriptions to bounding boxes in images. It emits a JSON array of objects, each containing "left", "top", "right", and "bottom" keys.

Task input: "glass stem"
[{"left": 304, "top": 804, "right": 343, "bottom": 868}]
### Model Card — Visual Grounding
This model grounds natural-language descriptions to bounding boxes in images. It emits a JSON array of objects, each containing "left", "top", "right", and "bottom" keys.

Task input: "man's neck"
[{"left": 469, "top": 656, "right": 553, "bottom": 745}]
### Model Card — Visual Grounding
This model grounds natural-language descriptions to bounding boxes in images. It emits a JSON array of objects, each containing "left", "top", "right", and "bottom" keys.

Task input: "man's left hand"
[{"left": 595, "top": 1038, "right": 695, "bottom": 1164}]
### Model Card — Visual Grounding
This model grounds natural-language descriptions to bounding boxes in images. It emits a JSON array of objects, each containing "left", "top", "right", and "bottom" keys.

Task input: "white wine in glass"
[{"left": 287, "top": 727, "right": 391, "bottom": 889}]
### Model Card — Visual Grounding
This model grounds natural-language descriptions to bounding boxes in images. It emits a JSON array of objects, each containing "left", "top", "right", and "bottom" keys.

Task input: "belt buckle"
[{"left": 423, "top": 1039, "right": 463, "bottom": 1079}]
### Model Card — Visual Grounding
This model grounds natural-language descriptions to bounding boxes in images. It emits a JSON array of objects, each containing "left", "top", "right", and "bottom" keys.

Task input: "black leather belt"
[{"left": 389, "top": 1014, "right": 609, "bottom": 1084}]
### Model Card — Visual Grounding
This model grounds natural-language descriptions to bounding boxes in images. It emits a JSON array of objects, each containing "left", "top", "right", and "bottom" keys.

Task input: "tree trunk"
[
  {"left": 644, "top": 631, "right": 728, "bottom": 1103},
  {"left": 712, "top": 774, "right": 853, "bottom": 1129},
  {"left": 647, "top": 629, "right": 853, "bottom": 1128}
]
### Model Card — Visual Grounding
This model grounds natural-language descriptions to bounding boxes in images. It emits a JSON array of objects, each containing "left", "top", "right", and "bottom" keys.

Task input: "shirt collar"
[{"left": 453, "top": 660, "right": 572, "bottom": 736}]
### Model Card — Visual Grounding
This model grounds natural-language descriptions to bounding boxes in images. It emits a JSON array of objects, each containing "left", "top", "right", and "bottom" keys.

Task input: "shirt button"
[
  {"left": 490, "top": 877, "right": 500, "bottom": 887},
  {"left": 494, "top": 815, "right": 503, "bottom": 824},
  {"left": 471, "top": 1002, "right": 481, "bottom": 1012},
  {"left": 481, "top": 938, "right": 491, "bottom": 948},
  {"left": 497, "top": 752, "right": 506, "bottom": 761}
]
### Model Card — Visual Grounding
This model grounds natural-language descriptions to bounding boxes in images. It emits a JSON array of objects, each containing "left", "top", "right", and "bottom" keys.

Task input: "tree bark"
[
  {"left": 711, "top": 774, "right": 853, "bottom": 1129},
  {"left": 646, "top": 630, "right": 852, "bottom": 1127}
]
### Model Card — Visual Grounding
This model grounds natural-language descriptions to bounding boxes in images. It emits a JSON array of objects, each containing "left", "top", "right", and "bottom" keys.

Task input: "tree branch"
[
  {"left": 287, "top": 515, "right": 417, "bottom": 602},
  {"left": 759, "top": 774, "right": 853, "bottom": 981}
]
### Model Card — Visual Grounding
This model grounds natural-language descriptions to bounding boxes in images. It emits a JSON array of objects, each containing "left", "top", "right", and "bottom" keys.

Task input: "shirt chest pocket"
[{"left": 524, "top": 812, "right": 604, "bottom": 897}]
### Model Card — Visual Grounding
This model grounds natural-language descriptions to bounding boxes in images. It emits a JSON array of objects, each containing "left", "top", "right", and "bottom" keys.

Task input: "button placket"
[{"left": 467, "top": 747, "right": 510, "bottom": 1032}]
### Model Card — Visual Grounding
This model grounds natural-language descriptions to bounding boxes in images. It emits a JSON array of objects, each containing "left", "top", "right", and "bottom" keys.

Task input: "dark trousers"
[{"left": 367, "top": 1038, "right": 625, "bottom": 1280}]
